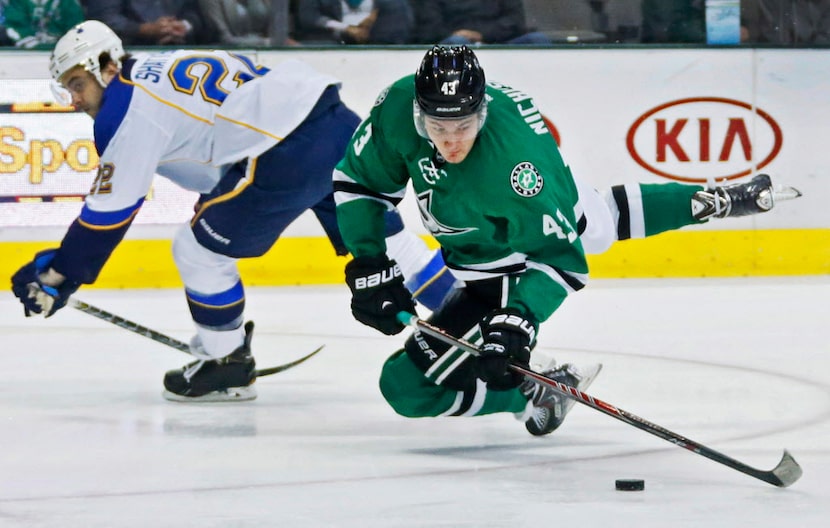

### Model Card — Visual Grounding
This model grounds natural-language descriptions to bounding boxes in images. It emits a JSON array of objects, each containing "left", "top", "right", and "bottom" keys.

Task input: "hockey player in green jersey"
[{"left": 335, "top": 45, "right": 796, "bottom": 436}]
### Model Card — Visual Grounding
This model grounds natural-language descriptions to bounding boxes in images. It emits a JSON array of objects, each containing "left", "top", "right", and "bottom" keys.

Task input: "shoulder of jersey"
[
  {"left": 372, "top": 74, "right": 414, "bottom": 111},
  {"left": 484, "top": 83, "right": 556, "bottom": 143},
  {"left": 483, "top": 84, "right": 523, "bottom": 116}
]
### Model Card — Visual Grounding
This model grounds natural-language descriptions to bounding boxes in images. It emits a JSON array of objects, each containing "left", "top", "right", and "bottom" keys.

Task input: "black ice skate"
[
  {"left": 692, "top": 174, "right": 801, "bottom": 220},
  {"left": 520, "top": 362, "right": 602, "bottom": 436},
  {"left": 163, "top": 321, "right": 257, "bottom": 402}
]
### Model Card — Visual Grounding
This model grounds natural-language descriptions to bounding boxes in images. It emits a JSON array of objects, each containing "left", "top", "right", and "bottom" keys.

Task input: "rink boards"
[{"left": 1, "top": 47, "right": 827, "bottom": 285}]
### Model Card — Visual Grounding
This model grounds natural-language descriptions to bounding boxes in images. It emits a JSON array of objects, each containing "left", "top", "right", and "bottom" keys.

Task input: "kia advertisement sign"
[
  {"left": 627, "top": 97, "right": 783, "bottom": 183},
  {"left": 0, "top": 48, "right": 826, "bottom": 235}
]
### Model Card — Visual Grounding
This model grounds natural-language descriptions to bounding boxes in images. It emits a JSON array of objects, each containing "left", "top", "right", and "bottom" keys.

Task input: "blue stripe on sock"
[
  {"left": 186, "top": 281, "right": 245, "bottom": 327},
  {"left": 406, "top": 251, "right": 457, "bottom": 311}
]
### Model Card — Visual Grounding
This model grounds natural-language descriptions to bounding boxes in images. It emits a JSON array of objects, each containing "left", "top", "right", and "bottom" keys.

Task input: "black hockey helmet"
[
  {"left": 413, "top": 45, "right": 488, "bottom": 138},
  {"left": 415, "top": 45, "right": 486, "bottom": 118}
]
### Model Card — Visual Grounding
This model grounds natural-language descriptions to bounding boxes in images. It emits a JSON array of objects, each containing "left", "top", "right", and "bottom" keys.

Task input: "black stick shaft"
[
  {"left": 71, "top": 298, "right": 324, "bottom": 378},
  {"left": 71, "top": 299, "right": 191, "bottom": 354},
  {"left": 397, "top": 312, "right": 802, "bottom": 488}
]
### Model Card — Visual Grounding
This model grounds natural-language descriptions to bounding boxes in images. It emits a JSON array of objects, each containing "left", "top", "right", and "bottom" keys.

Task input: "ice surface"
[{"left": 1, "top": 277, "right": 828, "bottom": 527}]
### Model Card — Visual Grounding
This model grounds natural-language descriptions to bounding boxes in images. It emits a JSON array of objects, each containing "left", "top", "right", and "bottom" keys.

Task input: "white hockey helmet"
[{"left": 49, "top": 20, "right": 124, "bottom": 88}]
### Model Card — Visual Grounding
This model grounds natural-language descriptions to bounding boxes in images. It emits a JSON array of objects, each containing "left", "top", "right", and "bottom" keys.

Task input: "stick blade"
[
  {"left": 768, "top": 449, "right": 803, "bottom": 488},
  {"left": 254, "top": 345, "right": 324, "bottom": 377}
]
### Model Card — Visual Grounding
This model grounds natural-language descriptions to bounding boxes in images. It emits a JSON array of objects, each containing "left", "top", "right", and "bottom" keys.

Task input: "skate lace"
[
  {"left": 530, "top": 407, "right": 551, "bottom": 429},
  {"left": 183, "top": 360, "right": 206, "bottom": 382},
  {"left": 523, "top": 377, "right": 563, "bottom": 410},
  {"left": 708, "top": 176, "right": 729, "bottom": 217},
  {"left": 714, "top": 192, "right": 725, "bottom": 217},
  {"left": 534, "top": 365, "right": 582, "bottom": 404}
]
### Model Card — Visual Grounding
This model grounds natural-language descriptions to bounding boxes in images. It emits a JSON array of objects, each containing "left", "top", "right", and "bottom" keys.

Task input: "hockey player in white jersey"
[{"left": 10, "top": 20, "right": 454, "bottom": 401}]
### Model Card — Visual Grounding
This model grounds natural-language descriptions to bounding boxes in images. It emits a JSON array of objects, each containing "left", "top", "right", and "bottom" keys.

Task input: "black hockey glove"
[
  {"left": 477, "top": 308, "right": 537, "bottom": 390},
  {"left": 11, "top": 249, "right": 81, "bottom": 318},
  {"left": 345, "top": 255, "right": 416, "bottom": 335}
]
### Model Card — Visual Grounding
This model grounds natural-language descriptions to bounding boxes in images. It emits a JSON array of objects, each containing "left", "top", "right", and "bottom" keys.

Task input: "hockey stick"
[
  {"left": 71, "top": 298, "right": 191, "bottom": 352},
  {"left": 397, "top": 312, "right": 803, "bottom": 488},
  {"left": 70, "top": 298, "right": 322, "bottom": 377}
]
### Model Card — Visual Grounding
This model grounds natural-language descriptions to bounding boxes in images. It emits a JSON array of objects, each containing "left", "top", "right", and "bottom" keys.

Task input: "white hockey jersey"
[{"left": 89, "top": 49, "right": 340, "bottom": 217}]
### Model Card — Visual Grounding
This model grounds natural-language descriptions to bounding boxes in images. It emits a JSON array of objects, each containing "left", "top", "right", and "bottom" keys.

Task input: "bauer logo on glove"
[
  {"left": 352, "top": 263, "right": 403, "bottom": 290},
  {"left": 345, "top": 255, "right": 415, "bottom": 335},
  {"left": 477, "top": 308, "right": 538, "bottom": 390},
  {"left": 486, "top": 312, "right": 537, "bottom": 342}
]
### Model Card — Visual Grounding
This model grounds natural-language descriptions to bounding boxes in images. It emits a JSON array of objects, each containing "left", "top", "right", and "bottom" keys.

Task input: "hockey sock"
[
  {"left": 610, "top": 182, "right": 704, "bottom": 239},
  {"left": 185, "top": 280, "right": 246, "bottom": 359},
  {"left": 385, "top": 228, "right": 457, "bottom": 310}
]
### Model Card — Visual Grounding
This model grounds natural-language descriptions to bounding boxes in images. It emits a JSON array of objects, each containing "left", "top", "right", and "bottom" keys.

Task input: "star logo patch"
[{"left": 510, "top": 162, "right": 543, "bottom": 197}]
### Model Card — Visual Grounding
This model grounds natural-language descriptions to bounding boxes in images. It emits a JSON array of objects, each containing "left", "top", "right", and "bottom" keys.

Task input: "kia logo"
[{"left": 627, "top": 97, "right": 783, "bottom": 183}]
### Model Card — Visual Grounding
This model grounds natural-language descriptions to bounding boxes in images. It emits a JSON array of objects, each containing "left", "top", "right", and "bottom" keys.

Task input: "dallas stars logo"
[
  {"left": 417, "top": 190, "right": 476, "bottom": 237},
  {"left": 373, "top": 86, "right": 389, "bottom": 107},
  {"left": 510, "top": 162, "right": 543, "bottom": 197}
]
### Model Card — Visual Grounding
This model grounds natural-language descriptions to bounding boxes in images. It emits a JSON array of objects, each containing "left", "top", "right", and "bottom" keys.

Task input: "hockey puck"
[{"left": 615, "top": 479, "right": 645, "bottom": 491}]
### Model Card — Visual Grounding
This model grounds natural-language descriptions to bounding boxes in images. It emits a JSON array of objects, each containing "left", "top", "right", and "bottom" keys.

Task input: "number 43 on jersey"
[{"left": 543, "top": 210, "right": 576, "bottom": 242}]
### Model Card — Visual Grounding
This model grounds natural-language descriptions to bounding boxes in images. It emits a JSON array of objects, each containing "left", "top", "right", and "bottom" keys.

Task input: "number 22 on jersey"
[
  {"left": 89, "top": 163, "right": 115, "bottom": 195},
  {"left": 168, "top": 54, "right": 268, "bottom": 106}
]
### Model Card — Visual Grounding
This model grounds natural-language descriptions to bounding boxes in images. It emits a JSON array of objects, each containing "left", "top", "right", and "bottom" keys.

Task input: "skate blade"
[
  {"left": 162, "top": 385, "right": 257, "bottom": 403},
  {"left": 773, "top": 185, "right": 802, "bottom": 201},
  {"left": 560, "top": 363, "right": 603, "bottom": 415}
]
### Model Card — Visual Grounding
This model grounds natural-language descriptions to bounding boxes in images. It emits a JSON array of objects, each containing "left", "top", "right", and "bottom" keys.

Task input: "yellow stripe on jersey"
[
  {"left": 215, "top": 113, "right": 286, "bottom": 142},
  {"left": 119, "top": 73, "right": 213, "bottom": 125},
  {"left": 189, "top": 158, "right": 257, "bottom": 227},
  {"left": 78, "top": 208, "right": 141, "bottom": 230}
]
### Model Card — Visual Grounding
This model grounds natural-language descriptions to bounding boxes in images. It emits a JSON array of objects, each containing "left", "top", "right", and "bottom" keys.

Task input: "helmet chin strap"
[
  {"left": 95, "top": 62, "right": 120, "bottom": 88},
  {"left": 93, "top": 70, "right": 109, "bottom": 88}
]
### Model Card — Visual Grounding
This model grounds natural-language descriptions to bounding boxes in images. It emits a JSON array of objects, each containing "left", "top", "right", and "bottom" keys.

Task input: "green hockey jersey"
[{"left": 334, "top": 75, "right": 588, "bottom": 323}]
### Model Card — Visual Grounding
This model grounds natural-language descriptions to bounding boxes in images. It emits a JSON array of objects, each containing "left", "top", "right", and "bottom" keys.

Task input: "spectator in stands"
[
  {"left": 294, "top": 0, "right": 412, "bottom": 45},
  {"left": 85, "top": 0, "right": 209, "bottom": 45},
  {"left": 3, "top": 0, "right": 84, "bottom": 48},
  {"left": 0, "top": 0, "right": 14, "bottom": 46},
  {"left": 412, "top": 0, "right": 552, "bottom": 45},
  {"left": 640, "top": 0, "right": 705, "bottom": 43},
  {"left": 200, "top": 0, "right": 298, "bottom": 46},
  {"left": 745, "top": 0, "right": 830, "bottom": 44}
]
